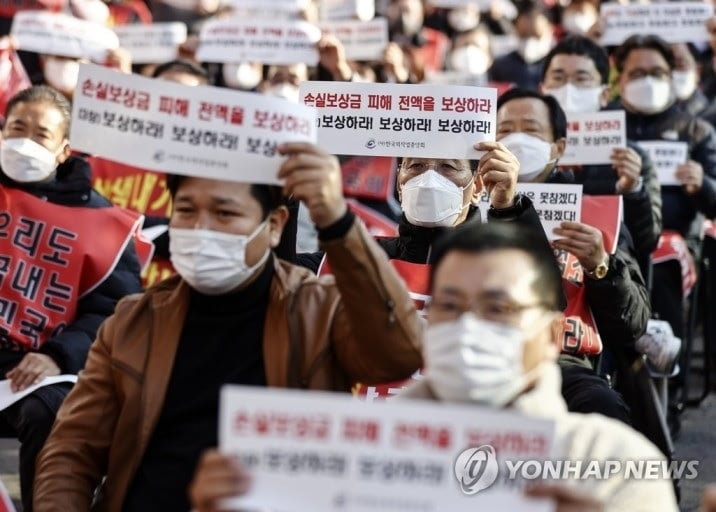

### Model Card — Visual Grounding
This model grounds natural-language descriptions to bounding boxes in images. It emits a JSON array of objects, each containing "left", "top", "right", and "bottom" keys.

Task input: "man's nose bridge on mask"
[{"left": 193, "top": 210, "right": 213, "bottom": 230}]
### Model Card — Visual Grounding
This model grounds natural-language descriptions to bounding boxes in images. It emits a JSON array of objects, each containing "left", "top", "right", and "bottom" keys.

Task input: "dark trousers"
[
  {"left": 0, "top": 383, "right": 72, "bottom": 512},
  {"left": 651, "top": 261, "right": 685, "bottom": 340},
  {"left": 560, "top": 364, "right": 632, "bottom": 424}
]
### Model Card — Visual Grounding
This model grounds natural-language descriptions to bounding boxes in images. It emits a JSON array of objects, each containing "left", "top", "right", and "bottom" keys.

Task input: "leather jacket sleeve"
[{"left": 320, "top": 217, "right": 423, "bottom": 384}]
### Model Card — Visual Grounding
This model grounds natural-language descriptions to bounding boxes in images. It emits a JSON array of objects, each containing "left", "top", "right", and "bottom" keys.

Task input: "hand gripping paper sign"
[
  {"left": 70, "top": 64, "right": 317, "bottom": 185},
  {"left": 300, "top": 81, "right": 497, "bottom": 160},
  {"left": 11, "top": 11, "right": 119, "bottom": 62},
  {"left": 218, "top": 385, "right": 555, "bottom": 512}
]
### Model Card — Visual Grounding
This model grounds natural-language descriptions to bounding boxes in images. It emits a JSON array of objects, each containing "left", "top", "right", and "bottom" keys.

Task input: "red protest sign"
[
  {"left": 582, "top": 195, "right": 622, "bottom": 255},
  {"left": 341, "top": 156, "right": 396, "bottom": 202}
]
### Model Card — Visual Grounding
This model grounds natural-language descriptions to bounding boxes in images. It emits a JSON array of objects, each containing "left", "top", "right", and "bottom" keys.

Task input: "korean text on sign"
[
  {"left": 637, "top": 141, "right": 689, "bottom": 186},
  {"left": 219, "top": 386, "right": 555, "bottom": 512},
  {"left": 196, "top": 19, "right": 321, "bottom": 66},
  {"left": 479, "top": 184, "right": 583, "bottom": 241},
  {"left": 113, "top": 23, "right": 187, "bottom": 64},
  {"left": 319, "top": 0, "right": 375, "bottom": 21},
  {"left": 70, "top": 64, "right": 316, "bottom": 185},
  {"left": 560, "top": 110, "right": 626, "bottom": 166},
  {"left": 11, "top": 11, "right": 119, "bottom": 61},
  {"left": 600, "top": 2, "right": 714, "bottom": 45},
  {"left": 318, "top": 18, "right": 388, "bottom": 61},
  {"left": 300, "top": 81, "right": 497, "bottom": 159}
]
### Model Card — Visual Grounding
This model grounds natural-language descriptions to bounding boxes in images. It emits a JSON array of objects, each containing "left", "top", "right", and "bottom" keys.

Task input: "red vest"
[{"left": 0, "top": 186, "right": 142, "bottom": 350}]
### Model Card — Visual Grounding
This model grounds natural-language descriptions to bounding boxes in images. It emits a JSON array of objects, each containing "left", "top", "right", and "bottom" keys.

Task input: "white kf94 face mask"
[
  {"left": 0, "top": 137, "right": 59, "bottom": 183},
  {"left": 169, "top": 220, "right": 270, "bottom": 295},
  {"left": 423, "top": 313, "right": 534, "bottom": 406},
  {"left": 545, "top": 83, "right": 603, "bottom": 113},
  {"left": 401, "top": 169, "right": 470, "bottom": 228},
  {"left": 499, "top": 132, "right": 555, "bottom": 182},
  {"left": 623, "top": 76, "right": 672, "bottom": 115}
]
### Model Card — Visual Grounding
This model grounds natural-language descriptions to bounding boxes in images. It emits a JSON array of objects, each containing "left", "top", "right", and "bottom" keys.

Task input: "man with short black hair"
[
  {"left": 540, "top": 35, "right": 662, "bottom": 264},
  {"left": 34, "top": 142, "right": 423, "bottom": 511},
  {"left": 496, "top": 88, "right": 651, "bottom": 424},
  {"left": 0, "top": 85, "right": 142, "bottom": 511}
]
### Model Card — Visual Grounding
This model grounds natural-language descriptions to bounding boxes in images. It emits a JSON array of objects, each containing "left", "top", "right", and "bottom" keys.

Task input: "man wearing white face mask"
[
  {"left": 400, "top": 221, "right": 678, "bottom": 511},
  {"left": 612, "top": 35, "right": 716, "bottom": 342},
  {"left": 540, "top": 36, "right": 662, "bottom": 267},
  {"left": 671, "top": 43, "right": 711, "bottom": 119},
  {"left": 375, "top": 141, "right": 546, "bottom": 264},
  {"left": 39, "top": 54, "right": 87, "bottom": 99},
  {"left": 0, "top": 86, "right": 142, "bottom": 511},
  {"left": 497, "top": 89, "right": 651, "bottom": 426},
  {"left": 34, "top": 142, "right": 423, "bottom": 511},
  {"left": 489, "top": 0, "right": 555, "bottom": 90}
]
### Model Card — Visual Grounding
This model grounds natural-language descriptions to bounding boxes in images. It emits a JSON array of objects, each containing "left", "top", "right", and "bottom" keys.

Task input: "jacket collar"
[
  {"left": 396, "top": 205, "right": 482, "bottom": 262},
  {"left": 0, "top": 155, "right": 93, "bottom": 205}
]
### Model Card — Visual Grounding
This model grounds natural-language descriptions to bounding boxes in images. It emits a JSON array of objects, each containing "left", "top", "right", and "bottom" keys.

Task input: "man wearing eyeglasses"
[{"left": 610, "top": 35, "right": 716, "bottom": 350}]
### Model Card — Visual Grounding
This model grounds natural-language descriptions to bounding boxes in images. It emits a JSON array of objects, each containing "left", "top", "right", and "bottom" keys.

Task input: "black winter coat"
[
  {"left": 608, "top": 100, "right": 716, "bottom": 234},
  {"left": 0, "top": 156, "right": 142, "bottom": 376}
]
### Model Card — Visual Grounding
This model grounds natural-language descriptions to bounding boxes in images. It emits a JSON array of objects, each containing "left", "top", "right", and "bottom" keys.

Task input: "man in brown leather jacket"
[{"left": 33, "top": 142, "right": 423, "bottom": 511}]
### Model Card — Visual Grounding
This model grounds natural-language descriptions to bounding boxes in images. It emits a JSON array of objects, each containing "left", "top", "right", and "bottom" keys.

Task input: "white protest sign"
[
  {"left": 231, "top": 0, "right": 309, "bottom": 11},
  {"left": 479, "top": 184, "right": 583, "bottom": 240},
  {"left": 113, "top": 23, "right": 187, "bottom": 64},
  {"left": 428, "top": 0, "right": 491, "bottom": 8},
  {"left": 300, "top": 81, "right": 496, "bottom": 159},
  {"left": 70, "top": 64, "right": 316, "bottom": 185},
  {"left": 424, "top": 70, "right": 487, "bottom": 87},
  {"left": 491, "top": 34, "right": 519, "bottom": 58},
  {"left": 320, "top": 0, "right": 375, "bottom": 21},
  {"left": 11, "top": 11, "right": 119, "bottom": 61},
  {"left": 219, "top": 385, "right": 555, "bottom": 512},
  {"left": 318, "top": 18, "right": 388, "bottom": 61},
  {"left": 599, "top": 2, "right": 714, "bottom": 45},
  {"left": 637, "top": 141, "right": 688, "bottom": 186},
  {"left": 560, "top": 111, "right": 626, "bottom": 166},
  {"left": 196, "top": 18, "right": 321, "bottom": 65}
]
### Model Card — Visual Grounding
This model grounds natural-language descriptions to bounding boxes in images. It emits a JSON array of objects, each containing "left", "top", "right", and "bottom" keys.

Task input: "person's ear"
[
  {"left": 268, "top": 205, "right": 289, "bottom": 248},
  {"left": 57, "top": 140, "right": 71, "bottom": 165},
  {"left": 470, "top": 171, "right": 484, "bottom": 205},
  {"left": 396, "top": 162, "right": 406, "bottom": 201},
  {"left": 552, "top": 137, "right": 567, "bottom": 160}
]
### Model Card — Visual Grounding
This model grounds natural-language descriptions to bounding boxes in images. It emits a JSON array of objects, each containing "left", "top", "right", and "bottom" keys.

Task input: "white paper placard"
[
  {"left": 113, "top": 22, "right": 187, "bottom": 64},
  {"left": 427, "top": 0, "right": 492, "bottom": 8},
  {"left": 490, "top": 34, "right": 519, "bottom": 59},
  {"left": 318, "top": 18, "right": 388, "bottom": 61},
  {"left": 424, "top": 70, "right": 487, "bottom": 87},
  {"left": 231, "top": 0, "right": 309, "bottom": 11},
  {"left": 599, "top": 2, "right": 714, "bottom": 45},
  {"left": 320, "top": 0, "right": 376, "bottom": 21},
  {"left": 196, "top": 18, "right": 321, "bottom": 65},
  {"left": 0, "top": 375, "right": 77, "bottom": 411},
  {"left": 219, "top": 385, "right": 555, "bottom": 512},
  {"left": 11, "top": 11, "right": 119, "bottom": 61},
  {"left": 637, "top": 140, "right": 688, "bottom": 186},
  {"left": 71, "top": 64, "right": 316, "bottom": 185},
  {"left": 560, "top": 111, "right": 626, "bottom": 166},
  {"left": 300, "top": 81, "right": 497, "bottom": 159},
  {"left": 479, "top": 184, "right": 583, "bottom": 240}
]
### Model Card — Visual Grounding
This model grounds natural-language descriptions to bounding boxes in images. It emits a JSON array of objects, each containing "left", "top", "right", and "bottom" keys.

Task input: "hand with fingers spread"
[
  {"left": 552, "top": 222, "right": 607, "bottom": 272},
  {"left": 526, "top": 483, "right": 605, "bottom": 512},
  {"left": 189, "top": 449, "right": 252, "bottom": 512},
  {"left": 277, "top": 142, "right": 347, "bottom": 229},
  {"left": 675, "top": 160, "right": 704, "bottom": 195},
  {"left": 6, "top": 353, "right": 60, "bottom": 393},
  {"left": 317, "top": 35, "right": 352, "bottom": 81},
  {"left": 610, "top": 147, "right": 642, "bottom": 193},
  {"left": 474, "top": 140, "right": 519, "bottom": 210}
]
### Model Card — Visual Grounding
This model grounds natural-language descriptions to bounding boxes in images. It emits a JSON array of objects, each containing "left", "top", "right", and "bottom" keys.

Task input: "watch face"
[{"left": 595, "top": 263, "right": 608, "bottom": 279}]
